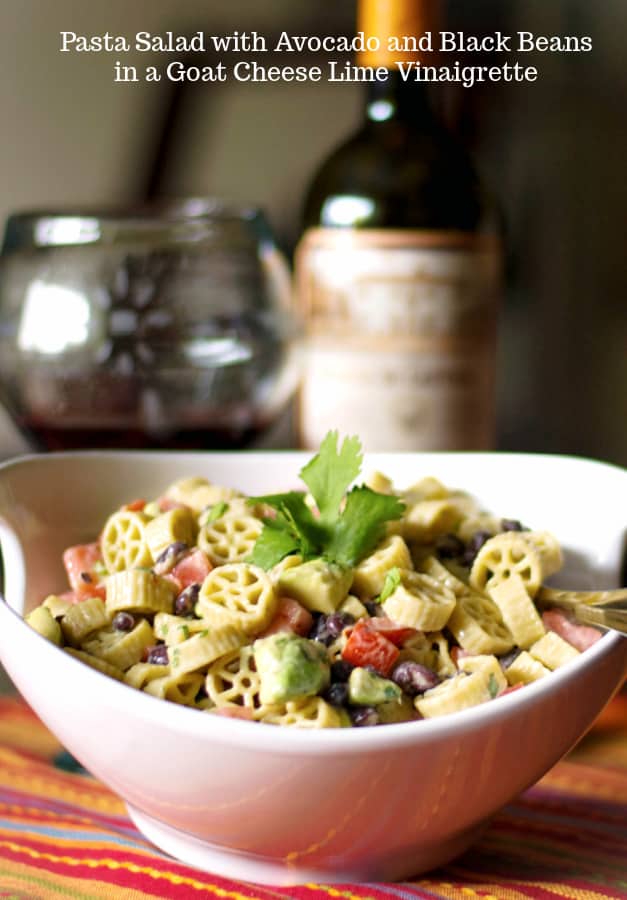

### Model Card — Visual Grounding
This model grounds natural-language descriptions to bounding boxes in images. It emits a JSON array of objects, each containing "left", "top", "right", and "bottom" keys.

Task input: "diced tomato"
[
  {"left": 171, "top": 550, "right": 212, "bottom": 590},
  {"left": 450, "top": 646, "right": 472, "bottom": 667},
  {"left": 258, "top": 597, "right": 314, "bottom": 638},
  {"left": 62, "top": 543, "right": 106, "bottom": 600},
  {"left": 342, "top": 619, "right": 399, "bottom": 676},
  {"left": 364, "top": 616, "right": 418, "bottom": 647},
  {"left": 123, "top": 498, "right": 146, "bottom": 512},
  {"left": 212, "top": 706, "right": 254, "bottom": 721},
  {"left": 500, "top": 682, "right": 525, "bottom": 696},
  {"left": 158, "top": 497, "right": 191, "bottom": 513},
  {"left": 542, "top": 608, "right": 602, "bottom": 652}
]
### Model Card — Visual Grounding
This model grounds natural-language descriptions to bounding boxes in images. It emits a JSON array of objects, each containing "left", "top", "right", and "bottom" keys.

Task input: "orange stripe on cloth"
[
  {"left": 0, "top": 694, "right": 625, "bottom": 899},
  {"left": 0, "top": 839, "right": 271, "bottom": 899},
  {"left": 0, "top": 747, "right": 126, "bottom": 814},
  {"left": 539, "top": 760, "right": 627, "bottom": 803}
]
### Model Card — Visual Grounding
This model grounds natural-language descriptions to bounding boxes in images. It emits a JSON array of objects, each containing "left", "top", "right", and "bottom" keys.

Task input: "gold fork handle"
[
  {"left": 537, "top": 587, "right": 627, "bottom": 610},
  {"left": 575, "top": 604, "right": 627, "bottom": 635}
]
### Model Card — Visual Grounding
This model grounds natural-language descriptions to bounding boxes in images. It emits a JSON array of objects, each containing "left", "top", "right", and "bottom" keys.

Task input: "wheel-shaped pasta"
[
  {"left": 61, "top": 596, "right": 110, "bottom": 646},
  {"left": 469, "top": 533, "right": 543, "bottom": 597},
  {"left": 105, "top": 570, "right": 176, "bottom": 616},
  {"left": 529, "top": 631, "right": 579, "bottom": 670},
  {"left": 456, "top": 512, "right": 500, "bottom": 543},
  {"left": 101, "top": 510, "right": 152, "bottom": 572},
  {"left": 164, "top": 476, "right": 242, "bottom": 513},
  {"left": 81, "top": 618, "right": 155, "bottom": 671},
  {"left": 401, "top": 499, "right": 461, "bottom": 544},
  {"left": 351, "top": 535, "right": 413, "bottom": 599},
  {"left": 382, "top": 570, "right": 456, "bottom": 631},
  {"left": 523, "top": 531, "right": 563, "bottom": 579},
  {"left": 446, "top": 588, "right": 514, "bottom": 656},
  {"left": 260, "top": 697, "right": 345, "bottom": 728},
  {"left": 144, "top": 508, "right": 197, "bottom": 561},
  {"left": 457, "top": 654, "right": 507, "bottom": 695},
  {"left": 398, "top": 631, "right": 456, "bottom": 677},
  {"left": 153, "top": 612, "right": 214, "bottom": 646},
  {"left": 488, "top": 573, "right": 546, "bottom": 649},
  {"left": 415, "top": 671, "right": 492, "bottom": 718},
  {"left": 169, "top": 624, "right": 247, "bottom": 675},
  {"left": 125, "top": 662, "right": 172, "bottom": 690},
  {"left": 205, "top": 645, "right": 266, "bottom": 716},
  {"left": 504, "top": 650, "right": 550, "bottom": 685},
  {"left": 198, "top": 515, "right": 263, "bottom": 566},
  {"left": 196, "top": 563, "right": 278, "bottom": 634},
  {"left": 145, "top": 671, "right": 205, "bottom": 706},
  {"left": 64, "top": 648, "right": 125, "bottom": 681}
]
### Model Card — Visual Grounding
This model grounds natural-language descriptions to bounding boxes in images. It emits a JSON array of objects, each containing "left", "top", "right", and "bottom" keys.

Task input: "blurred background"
[{"left": 0, "top": 0, "right": 625, "bottom": 464}]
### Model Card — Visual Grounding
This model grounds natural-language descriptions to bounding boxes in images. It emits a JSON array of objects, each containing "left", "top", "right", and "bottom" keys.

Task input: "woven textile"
[{"left": 0, "top": 694, "right": 625, "bottom": 900}]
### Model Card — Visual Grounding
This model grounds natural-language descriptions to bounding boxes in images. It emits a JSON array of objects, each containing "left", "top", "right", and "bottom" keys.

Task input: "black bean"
[
  {"left": 153, "top": 541, "right": 189, "bottom": 575},
  {"left": 323, "top": 682, "right": 349, "bottom": 707},
  {"left": 174, "top": 583, "right": 201, "bottom": 617},
  {"left": 350, "top": 706, "right": 379, "bottom": 727},
  {"left": 364, "top": 601, "right": 383, "bottom": 617},
  {"left": 309, "top": 612, "right": 355, "bottom": 646},
  {"left": 469, "top": 530, "right": 492, "bottom": 552},
  {"left": 501, "top": 518, "right": 523, "bottom": 532},
  {"left": 435, "top": 533, "right": 465, "bottom": 559},
  {"left": 330, "top": 660, "right": 354, "bottom": 682},
  {"left": 391, "top": 661, "right": 440, "bottom": 696},
  {"left": 112, "top": 611, "right": 136, "bottom": 632},
  {"left": 462, "top": 530, "right": 493, "bottom": 567},
  {"left": 499, "top": 649, "right": 521, "bottom": 670},
  {"left": 145, "top": 644, "right": 169, "bottom": 665}
]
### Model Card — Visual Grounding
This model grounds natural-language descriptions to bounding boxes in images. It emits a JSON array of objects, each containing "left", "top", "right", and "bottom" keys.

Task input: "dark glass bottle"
[{"left": 295, "top": 0, "right": 501, "bottom": 452}]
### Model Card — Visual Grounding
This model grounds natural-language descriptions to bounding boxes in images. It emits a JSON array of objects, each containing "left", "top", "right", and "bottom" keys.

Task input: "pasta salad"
[{"left": 25, "top": 433, "right": 602, "bottom": 728}]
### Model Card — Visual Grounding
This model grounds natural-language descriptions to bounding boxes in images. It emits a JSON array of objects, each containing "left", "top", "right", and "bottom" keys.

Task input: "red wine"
[{"left": 19, "top": 420, "right": 271, "bottom": 452}]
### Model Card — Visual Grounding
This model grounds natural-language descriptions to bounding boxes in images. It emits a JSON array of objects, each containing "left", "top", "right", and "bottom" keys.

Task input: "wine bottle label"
[{"left": 295, "top": 227, "right": 500, "bottom": 452}]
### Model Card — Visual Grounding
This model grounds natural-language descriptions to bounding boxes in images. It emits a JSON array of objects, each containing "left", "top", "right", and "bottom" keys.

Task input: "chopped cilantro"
[
  {"left": 300, "top": 432, "right": 362, "bottom": 524},
  {"left": 200, "top": 502, "right": 229, "bottom": 527},
  {"left": 488, "top": 673, "right": 499, "bottom": 698},
  {"left": 179, "top": 625, "right": 190, "bottom": 640},
  {"left": 378, "top": 567, "right": 402, "bottom": 603},
  {"left": 249, "top": 432, "right": 405, "bottom": 570}
]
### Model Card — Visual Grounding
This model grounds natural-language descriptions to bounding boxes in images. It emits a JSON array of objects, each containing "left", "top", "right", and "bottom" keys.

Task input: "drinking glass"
[{"left": 0, "top": 201, "right": 299, "bottom": 450}]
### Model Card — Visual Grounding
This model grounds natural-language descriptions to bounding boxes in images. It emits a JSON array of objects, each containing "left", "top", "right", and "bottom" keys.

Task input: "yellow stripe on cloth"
[{"left": 0, "top": 838, "right": 266, "bottom": 898}]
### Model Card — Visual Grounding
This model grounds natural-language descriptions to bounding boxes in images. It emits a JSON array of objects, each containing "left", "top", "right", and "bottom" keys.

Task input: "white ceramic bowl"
[{"left": 0, "top": 451, "right": 625, "bottom": 885}]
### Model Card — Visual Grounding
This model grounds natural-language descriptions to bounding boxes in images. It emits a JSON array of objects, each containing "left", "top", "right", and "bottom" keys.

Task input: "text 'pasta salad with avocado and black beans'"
[{"left": 26, "top": 432, "right": 603, "bottom": 728}]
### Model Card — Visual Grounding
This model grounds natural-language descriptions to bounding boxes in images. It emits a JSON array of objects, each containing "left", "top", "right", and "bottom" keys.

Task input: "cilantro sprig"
[{"left": 248, "top": 431, "right": 405, "bottom": 570}]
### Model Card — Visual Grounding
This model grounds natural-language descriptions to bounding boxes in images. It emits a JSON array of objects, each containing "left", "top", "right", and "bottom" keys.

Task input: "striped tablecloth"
[{"left": 0, "top": 693, "right": 625, "bottom": 900}]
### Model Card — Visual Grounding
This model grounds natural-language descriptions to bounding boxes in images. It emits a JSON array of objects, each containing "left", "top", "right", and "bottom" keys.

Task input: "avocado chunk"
[
  {"left": 254, "top": 633, "right": 331, "bottom": 705},
  {"left": 348, "top": 667, "right": 402, "bottom": 706},
  {"left": 276, "top": 558, "right": 353, "bottom": 614},
  {"left": 26, "top": 605, "right": 63, "bottom": 646}
]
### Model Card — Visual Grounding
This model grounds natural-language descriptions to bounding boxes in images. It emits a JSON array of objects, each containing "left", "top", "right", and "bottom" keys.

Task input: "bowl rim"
[{"left": 0, "top": 448, "right": 625, "bottom": 755}]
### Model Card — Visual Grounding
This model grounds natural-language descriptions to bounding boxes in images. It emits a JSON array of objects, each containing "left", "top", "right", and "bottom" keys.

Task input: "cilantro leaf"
[
  {"left": 248, "top": 517, "right": 301, "bottom": 569},
  {"left": 488, "top": 673, "right": 499, "bottom": 699},
  {"left": 200, "top": 501, "right": 229, "bottom": 526},
  {"left": 248, "top": 433, "right": 405, "bottom": 571},
  {"left": 299, "top": 431, "right": 362, "bottom": 524},
  {"left": 248, "top": 492, "right": 323, "bottom": 555},
  {"left": 378, "top": 567, "right": 402, "bottom": 603},
  {"left": 323, "top": 486, "right": 405, "bottom": 568}
]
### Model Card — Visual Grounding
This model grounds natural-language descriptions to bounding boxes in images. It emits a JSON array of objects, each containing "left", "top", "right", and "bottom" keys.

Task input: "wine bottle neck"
[{"left": 364, "top": 70, "right": 433, "bottom": 125}]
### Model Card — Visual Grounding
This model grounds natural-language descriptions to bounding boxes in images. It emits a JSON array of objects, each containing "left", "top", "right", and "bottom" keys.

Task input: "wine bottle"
[{"left": 295, "top": 0, "right": 501, "bottom": 451}]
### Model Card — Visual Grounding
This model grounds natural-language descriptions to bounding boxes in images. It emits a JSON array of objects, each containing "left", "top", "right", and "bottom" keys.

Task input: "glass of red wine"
[{"left": 0, "top": 200, "right": 300, "bottom": 451}]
